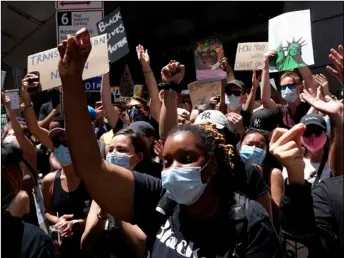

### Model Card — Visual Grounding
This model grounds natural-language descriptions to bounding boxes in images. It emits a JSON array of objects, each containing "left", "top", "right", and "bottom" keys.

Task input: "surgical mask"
[
  {"left": 281, "top": 87, "right": 297, "bottom": 103},
  {"left": 301, "top": 132, "right": 327, "bottom": 152},
  {"left": 240, "top": 145, "right": 266, "bottom": 165},
  {"left": 54, "top": 145, "right": 72, "bottom": 167},
  {"left": 225, "top": 94, "right": 241, "bottom": 110},
  {"left": 106, "top": 152, "right": 132, "bottom": 170},
  {"left": 162, "top": 165, "right": 208, "bottom": 205}
]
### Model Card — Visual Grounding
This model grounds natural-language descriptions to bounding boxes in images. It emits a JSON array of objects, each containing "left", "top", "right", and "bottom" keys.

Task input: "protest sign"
[
  {"left": 269, "top": 9, "right": 314, "bottom": 72},
  {"left": 119, "top": 65, "right": 134, "bottom": 97},
  {"left": 133, "top": 84, "right": 143, "bottom": 97},
  {"left": 27, "top": 34, "right": 109, "bottom": 91},
  {"left": 5, "top": 89, "right": 20, "bottom": 110},
  {"left": 111, "top": 86, "right": 121, "bottom": 102},
  {"left": 194, "top": 38, "right": 227, "bottom": 82},
  {"left": 188, "top": 80, "right": 222, "bottom": 107},
  {"left": 234, "top": 42, "right": 269, "bottom": 71},
  {"left": 96, "top": 7, "right": 129, "bottom": 63}
]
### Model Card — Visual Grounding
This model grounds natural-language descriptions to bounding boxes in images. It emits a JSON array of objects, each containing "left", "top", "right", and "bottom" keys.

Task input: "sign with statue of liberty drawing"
[{"left": 268, "top": 9, "right": 314, "bottom": 72}]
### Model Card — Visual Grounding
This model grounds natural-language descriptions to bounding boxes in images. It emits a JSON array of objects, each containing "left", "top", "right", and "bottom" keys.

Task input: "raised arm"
[
  {"left": 2, "top": 93, "right": 37, "bottom": 172},
  {"left": 261, "top": 51, "right": 277, "bottom": 111},
  {"left": 159, "top": 88, "right": 178, "bottom": 142},
  {"left": 136, "top": 44, "right": 161, "bottom": 121},
  {"left": 326, "top": 45, "right": 343, "bottom": 86},
  {"left": 59, "top": 29, "right": 135, "bottom": 222},
  {"left": 38, "top": 104, "right": 60, "bottom": 129},
  {"left": 21, "top": 74, "right": 54, "bottom": 151},
  {"left": 101, "top": 71, "right": 120, "bottom": 128},
  {"left": 245, "top": 70, "right": 260, "bottom": 113},
  {"left": 298, "top": 66, "right": 317, "bottom": 96}
]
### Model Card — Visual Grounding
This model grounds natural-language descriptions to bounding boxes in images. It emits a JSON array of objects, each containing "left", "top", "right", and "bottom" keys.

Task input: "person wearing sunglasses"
[
  {"left": 282, "top": 114, "right": 331, "bottom": 185},
  {"left": 260, "top": 50, "right": 318, "bottom": 130},
  {"left": 224, "top": 80, "right": 252, "bottom": 140}
]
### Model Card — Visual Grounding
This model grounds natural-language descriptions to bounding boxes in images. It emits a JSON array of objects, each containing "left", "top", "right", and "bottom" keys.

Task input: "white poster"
[
  {"left": 269, "top": 9, "right": 314, "bottom": 72},
  {"left": 5, "top": 89, "right": 20, "bottom": 110}
]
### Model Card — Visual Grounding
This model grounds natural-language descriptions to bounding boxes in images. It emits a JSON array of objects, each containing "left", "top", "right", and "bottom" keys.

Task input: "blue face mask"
[
  {"left": 162, "top": 165, "right": 208, "bottom": 205},
  {"left": 281, "top": 87, "right": 297, "bottom": 103},
  {"left": 240, "top": 145, "right": 266, "bottom": 165},
  {"left": 106, "top": 152, "right": 132, "bottom": 170},
  {"left": 225, "top": 94, "right": 241, "bottom": 110},
  {"left": 54, "top": 146, "right": 72, "bottom": 167}
]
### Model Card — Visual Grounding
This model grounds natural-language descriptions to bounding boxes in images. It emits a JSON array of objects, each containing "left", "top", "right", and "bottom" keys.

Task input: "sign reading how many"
[
  {"left": 234, "top": 42, "right": 268, "bottom": 71},
  {"left": 96, "top": 7, "right": 129, "bottom": 63}
]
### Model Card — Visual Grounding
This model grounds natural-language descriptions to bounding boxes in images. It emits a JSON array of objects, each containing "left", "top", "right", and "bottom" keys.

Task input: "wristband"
[{"left": 21, "top": 102, "right": 33, "bottom": 108}]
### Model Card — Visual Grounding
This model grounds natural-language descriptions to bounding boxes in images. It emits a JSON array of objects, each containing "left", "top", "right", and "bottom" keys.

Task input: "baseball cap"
[
  {"left": 249, "top": 108, "right": 278, "bottom": 133},
  {"left": 194, "top": 110, "right": 233, "bottom": 132},
  {"left": 127, "top": 121, "right": 155, "bottom": 138},
  {"left": 48, "top": 127, "right": 66, "bottom": 141},
  {"left": 88, "top": 106, "right": 97, "bottom": 121},
  {"left": 300, "top": 114, "right": 327, "bottom": 131},
  {"left": 225, "top": 79, "right": 245, "bottom": 91},
  {"left": 177, "top": 108, "right": 190, "bottom": 121}
]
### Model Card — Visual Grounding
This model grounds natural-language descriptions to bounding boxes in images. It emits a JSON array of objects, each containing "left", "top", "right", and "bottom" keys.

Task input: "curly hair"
[{"left": 167, "top": 123, "right": 235, "bottom": 197}]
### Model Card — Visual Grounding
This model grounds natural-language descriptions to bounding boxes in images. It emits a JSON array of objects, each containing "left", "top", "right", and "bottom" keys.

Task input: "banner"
[
  {"left": 269, "top": 9, "right": 314, "bottom": 72},
  {"left": 27, "top": 33, "right": 109, "bottom": 91},
  {"left": 188, "top": 80, "right": 222, "bottom": 107},
  {"left": 96, "top": 7, "right": 129, "bottom": 63},
  {"left": 234, "top": 42, "right": 269, "bottom": 71},
  {"left": 194, "top": 38, "right": 226, "bottom": 82}
]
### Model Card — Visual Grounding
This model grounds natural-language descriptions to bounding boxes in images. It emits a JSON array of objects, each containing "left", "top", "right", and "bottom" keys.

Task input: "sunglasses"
[
  {"left": 127, "top": 104, "right": 142, "bottom": 111},
  {"left": 225, "top": 90, "right": 242, "bottom": 97},
  {"left": 280, "top": 84, "right": 296, "bottom": 91},
  {"left": 303, "top": 126, "right": 325, "bottom": 137},
  {"left": 53, "top": 139, "right": 68, "bottom": 148}
]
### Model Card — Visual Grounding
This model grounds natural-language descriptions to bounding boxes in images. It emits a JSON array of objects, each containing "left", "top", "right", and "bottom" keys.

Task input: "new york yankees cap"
[
  {"left": 249, "top": 108, "right": 278, "bottom": 132},
  {"left": 194, "top": 110, "right": 233, "bottom": 132}
]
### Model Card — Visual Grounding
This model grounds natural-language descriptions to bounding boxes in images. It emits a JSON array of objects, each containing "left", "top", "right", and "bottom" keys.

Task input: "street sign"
[
  {"left": 56, "top": 10, "right": 103, "bottom": 44},
  {"left": 84, "top": 76, "right": 102, "bottom": 92},
  {"left": 56, "top": 1, "right": 103, "bottom": 11}
]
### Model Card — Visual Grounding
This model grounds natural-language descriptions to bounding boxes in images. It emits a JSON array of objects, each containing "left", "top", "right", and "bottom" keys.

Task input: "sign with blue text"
[
  {"left": 27, "top": 34, "right": 109, "bottom": 91},
  {"left": 84, "top": 76, "right": 102, "bottom": 92},
  {"left": 96, "top": 7, "right": 129, "bottom": 63}
]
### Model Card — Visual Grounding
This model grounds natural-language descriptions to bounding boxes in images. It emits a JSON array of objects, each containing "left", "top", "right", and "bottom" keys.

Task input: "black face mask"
[{"left": 128, "top": 106, "right": 148, "bottom": 122}]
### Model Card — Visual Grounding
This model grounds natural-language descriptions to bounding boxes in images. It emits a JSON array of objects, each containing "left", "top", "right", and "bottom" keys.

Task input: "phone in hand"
[
  {"left": 95, "top": 101, "right": 103, "bottom": 109},
  {"left": 27, "top": 71, "right": 42, "bottom": 94}
]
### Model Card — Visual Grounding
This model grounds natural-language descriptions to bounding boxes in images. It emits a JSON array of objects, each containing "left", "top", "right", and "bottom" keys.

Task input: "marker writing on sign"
[
  {"left": 109, "top": 37, "right": 127, "bottom": 54},
  {"left": 51, "top": 62, "right": 89, "bottom": 80},
  {"left": 98, "top": 11, "right": 122, "bottom": 33},
  {"left": 107, "top": 24, "right": 125, "bottom": 40}
]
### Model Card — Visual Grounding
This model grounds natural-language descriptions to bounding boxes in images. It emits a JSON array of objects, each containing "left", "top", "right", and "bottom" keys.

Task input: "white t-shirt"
[{"left": 282, "top": 158, "right": 331, "bottom": 185}]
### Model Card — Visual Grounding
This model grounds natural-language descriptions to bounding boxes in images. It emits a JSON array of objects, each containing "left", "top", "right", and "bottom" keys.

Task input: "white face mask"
[{"left": 225, "top": 94, "right": 241, "bottom": 110}]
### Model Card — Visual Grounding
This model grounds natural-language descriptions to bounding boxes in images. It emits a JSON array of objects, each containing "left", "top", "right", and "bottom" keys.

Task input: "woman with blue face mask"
[{"left": 239, "top": 130, "right": 268, "bottom": 167}]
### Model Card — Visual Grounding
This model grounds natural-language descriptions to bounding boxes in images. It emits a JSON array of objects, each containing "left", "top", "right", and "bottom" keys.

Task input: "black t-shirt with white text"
[{"left": 132, "top": 172, "right": 282, "bottom": 258}]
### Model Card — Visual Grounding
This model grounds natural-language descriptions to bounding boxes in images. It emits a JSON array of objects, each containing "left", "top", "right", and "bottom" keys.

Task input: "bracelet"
[{"left": 20, "top": 102, "right": 33, "bottom": 108}]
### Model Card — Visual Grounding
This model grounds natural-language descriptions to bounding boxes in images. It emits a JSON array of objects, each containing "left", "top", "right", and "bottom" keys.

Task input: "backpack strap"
[
  {"left": 313, "top": 137, "right": 330, "bottom": 187},
  {"left": 229, "top": 192, "right": 249, "bottom": 257}
]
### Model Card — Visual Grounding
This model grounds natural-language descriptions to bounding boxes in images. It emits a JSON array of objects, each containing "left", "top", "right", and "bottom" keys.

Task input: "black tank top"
[{"left": 51, "top": 169, "right": 91, "bottom": 219}]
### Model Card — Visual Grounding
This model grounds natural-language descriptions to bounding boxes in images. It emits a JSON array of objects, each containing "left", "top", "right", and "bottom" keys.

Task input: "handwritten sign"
[
  {"left": 5, "top": 89, "right": 20, "bottom": 110},
  {"left": 96, "top": 7, "right": 129, "bottom": 63},
  {"left": 188, "top": 80, "right": 222, "bottom": 107},
  {"left": 234, "top": 42, "right": 268, "bottom": 71},
  {"left": 27, "top": 33, "right": 109, "bottom": 91}
]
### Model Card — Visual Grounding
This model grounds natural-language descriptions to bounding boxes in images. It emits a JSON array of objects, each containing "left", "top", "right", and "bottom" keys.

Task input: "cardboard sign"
[
  {"left": 5, "top": 89, "right": 20, "bottom": 110},
  {"left": 188, "top": 80, "right": 222, "bottom": 107},
  {"left": 194, "top": 38, "right": 227, "bottom": 82},
  {"left": 133, "top": 84, "right": 143, "bottom": 97},
  {"left": 119, "top": 65, "right": 134, "bottom": 97},
  {"left": 234, "top": 42, "right": 268, "bottom": 71},
  {"left": 96, "top": 7, "right": 129, "bottom": 63},
  {"left": 269, "top": 10, "right": 314, "bottom": 72},
  {"left": 27, "top": 34, "right": 109, "bottom": 91},
  {"left": 111, "top": 86, "right": 121, "bottom": 102}
]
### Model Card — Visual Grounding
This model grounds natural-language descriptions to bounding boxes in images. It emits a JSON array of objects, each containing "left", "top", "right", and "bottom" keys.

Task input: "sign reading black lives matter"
[{"left": 96, "top": 7, "right": 129, "bottom": 63}]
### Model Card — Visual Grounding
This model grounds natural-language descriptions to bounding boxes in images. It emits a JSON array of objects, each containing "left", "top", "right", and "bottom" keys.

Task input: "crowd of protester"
[{"left": 1, "top": 27, "right": 343, "bottom": 258}]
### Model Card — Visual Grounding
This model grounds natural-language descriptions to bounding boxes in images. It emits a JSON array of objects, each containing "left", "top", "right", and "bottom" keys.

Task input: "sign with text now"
[
  {"left": 27, "top": 34, "right": 109, "bottom": 91},
  {"left": 96, "top": 7, "right": 129, "bottom": 63}
]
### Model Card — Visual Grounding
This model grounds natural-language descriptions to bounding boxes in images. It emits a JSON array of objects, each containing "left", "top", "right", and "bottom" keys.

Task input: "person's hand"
[
  {"left": 313, "top": 73, "right": 330, "bottom": 96},
  {"left": 1, "top": 93, "right": 11, "bottom": 110},
  {"left": 226, "top": 112, "right": 244, "bottom": 133},
  {"left": 326, "top": 45, "right": 343, "bottom": 85},
  {"left": 154, "top": 140, "right": 163, "bottom": 160},
  {"left": 21, "top": 74, "right": 40, "bottom": 101},
  {"left": 269, "top": 123, "right": 306, "bottom": 183},
  {"left": 56, "top": 220, "right": 74, "bottom": 237},
  {"left": 263, "top": 50, "right": 277, "bottom": 66},
  {"left": 136, "top": 44, "right": 150, "bottom": 71},
  {"left": 252, "top": 70, "right": 260, "bottom": 90},
  {"left": 58, "top": 28, "right": 92, "bottom": 79},
  {"left": 301, "top": 89, "right": 343, "bottom": 119},
  {"left": 161, "top": 60, "right": 185, "bottom": 84},
  {"left": 96, "top": 106, "right": 104, "bottom": 118}
]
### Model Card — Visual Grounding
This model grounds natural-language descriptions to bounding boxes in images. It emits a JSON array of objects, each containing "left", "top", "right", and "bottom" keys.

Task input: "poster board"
[
  {"left": 96, "top": 7, "right": 129, "bottom": 63},
  {"left": 194, "top": 38, "right": 226, "bottom": 82},
  {"left": 269, "top": 9, "right": 314, "bottom": 72},
  {"left": 119, "top": 65, "right": 134, "bottom": 97},
  {"left": 234, "top": 42, "right": 269, "bottom": 71},
  {"left": 111, "top": 86, "right": 121, "bottom": 102},
  {"left": 5, "top": 89, "right": 20, "bottom": 110},
  {"left": 188, "top": 80, "right": 222, "bottom": 107},
  {"left": 27, "top": 33, "right": 109, "bottom": 91}
]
